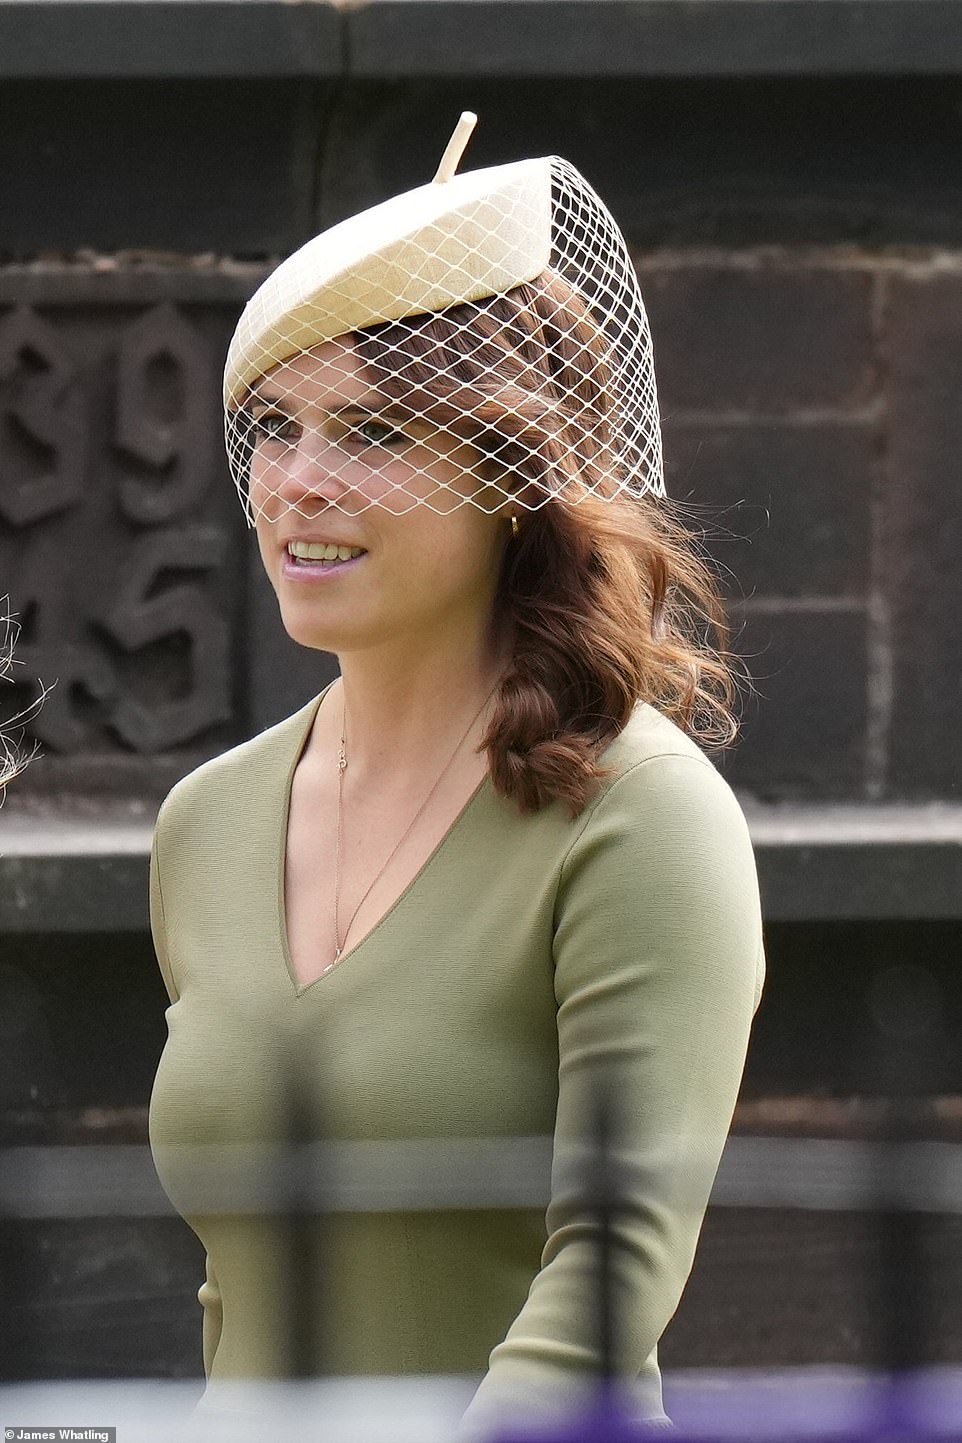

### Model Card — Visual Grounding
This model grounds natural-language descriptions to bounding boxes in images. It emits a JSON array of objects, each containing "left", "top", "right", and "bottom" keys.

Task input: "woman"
[{"left": 148, "top": 115, "right": 765, "bottom": 1438}]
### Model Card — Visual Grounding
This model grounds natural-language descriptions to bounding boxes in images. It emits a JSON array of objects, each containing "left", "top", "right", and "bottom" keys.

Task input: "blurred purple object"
[{"left": 489, "top": 1369, "right": 962, "bottom": 1443}]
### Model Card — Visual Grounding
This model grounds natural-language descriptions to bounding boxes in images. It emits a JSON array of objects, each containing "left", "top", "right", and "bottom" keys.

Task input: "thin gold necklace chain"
[{"left": 331, "top": 679, "right": 501, "bottom": 969}]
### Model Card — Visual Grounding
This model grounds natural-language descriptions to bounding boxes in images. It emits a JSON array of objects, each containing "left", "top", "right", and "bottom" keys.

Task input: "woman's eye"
[
  {"left": 353, "top": 418, "right": 407, "bottom": 447},
  {"left": 243, "top": 409, "right": 408, "bottom": 450},
  {"left": 250, "top": 410, "right": 297, "bottom": 443}
]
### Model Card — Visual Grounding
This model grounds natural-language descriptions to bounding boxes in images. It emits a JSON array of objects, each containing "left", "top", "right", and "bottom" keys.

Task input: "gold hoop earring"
[{"left": 510, "top": 515, "right": 519, "bottom": 540}]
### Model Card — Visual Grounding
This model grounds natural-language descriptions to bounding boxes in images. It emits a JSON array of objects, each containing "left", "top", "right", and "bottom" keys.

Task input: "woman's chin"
[
  {"left": 283, "top": 622, "right": 343, "bottom": 653},
  {"left": 277, "top": 599, "right": 378, "bottom": 655},
  {"left": 276, "top": 604, "right": 342, "bottom": 653}
]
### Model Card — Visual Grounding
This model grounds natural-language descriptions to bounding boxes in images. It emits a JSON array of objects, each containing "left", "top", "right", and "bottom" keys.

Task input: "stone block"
[
  {"left": 0, "top": 270, "right": 254, "bottom": 799},
  {"left": 320, "top": 77, "right": 962, "bottom": 252},
  {"left": 663, "top": 420, "right": 874, "bottom": 599},
  {"left": 1, "top": 1218, "right": 205, "bottom": 1379},
  {"left": 0, "top": 934, "right": 167, "bottom": 1115},
  {"left": 748, "top": 812, "right": 962, "bottom": 923},
  {"left": 638, "top": 263, "right": 875, "bottom": 413},
  {"left": 0, "top": 3, "right": 342, "bottom": 81},
  {"left": 0, "top": 79, "right": 328, "bottom": 254},
  {"left": 662, "top": 1207, "right": 962, "bottom": 1368},
  {"left": 720, "top": 604, "right": 868, "bottom": 797},
  {"left": 881, "top": 271, "right": 962, "bottom": 799},
  {"left": 739, "top": 919, "right": 962, "bottom": 1096},
  {"left": 345, "top": 1, "right": 962, "bottom": 80}
]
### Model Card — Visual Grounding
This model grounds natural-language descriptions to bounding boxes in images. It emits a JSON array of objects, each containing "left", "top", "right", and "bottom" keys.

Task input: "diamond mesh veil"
[{"left": 223, "top": 143, "right": 664, "bottom": 525}]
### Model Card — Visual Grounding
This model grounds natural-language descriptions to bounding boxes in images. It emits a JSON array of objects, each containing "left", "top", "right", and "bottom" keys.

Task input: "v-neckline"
[{"left": 275, "top": 681, "right": 493, "bottom": 998}]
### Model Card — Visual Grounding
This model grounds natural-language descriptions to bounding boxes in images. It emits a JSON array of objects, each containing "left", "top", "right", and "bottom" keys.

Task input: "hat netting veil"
[{"left": 223, "top": 115, "right": 664, "bottom": 525}]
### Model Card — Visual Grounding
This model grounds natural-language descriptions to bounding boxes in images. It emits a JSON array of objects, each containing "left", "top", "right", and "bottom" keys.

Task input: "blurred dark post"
[
  {"left": 0, "top": 1127, "right": 27, "bottom": 1381},
  {"left": 0, "top": 963, "right": 48, "bottom": 1383},
  {"left": 864, "top": 963, "right": 948, "bottom": 1434},
  {"left": 279, "top": 1051, "right": 325, "bottom": 1383}
]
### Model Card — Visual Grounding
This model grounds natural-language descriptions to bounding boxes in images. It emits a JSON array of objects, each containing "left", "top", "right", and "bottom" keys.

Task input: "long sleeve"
[
  {"left": 148, "top": 809, "right": 224, "bottom": 1378},
  {"left": 458, "top": 752, "right": 765, "bottom": 1438}
]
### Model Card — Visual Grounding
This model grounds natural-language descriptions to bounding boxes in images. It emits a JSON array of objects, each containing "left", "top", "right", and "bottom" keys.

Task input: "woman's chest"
[
  {"left": 151, "top": 758, "right": 571, "bottom": 1158},
  {"left": 150, "top": 912, "right": 561, "bottom": 1164},
  {"left": 283, "top": 749, "right": 491, "bottom": 989}
]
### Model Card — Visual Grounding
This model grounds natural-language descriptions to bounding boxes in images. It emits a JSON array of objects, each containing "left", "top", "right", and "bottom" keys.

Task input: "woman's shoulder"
[
  {"left": 154, "top": 691, "right": 322, "bottom": 839},
  {"left": 560, "top": 703, "right": 762, "bottom": 956},
  {"left": 600, "top": 700, "right": 720, "bottom": 779},
  {"left": 587, "top": 701, "right": 749, "bottom": 840}
]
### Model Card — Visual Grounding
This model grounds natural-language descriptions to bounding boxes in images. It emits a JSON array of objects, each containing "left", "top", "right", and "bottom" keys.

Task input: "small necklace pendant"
[{"left": 337, "top": 745, "right": 347, "bottom": 774}]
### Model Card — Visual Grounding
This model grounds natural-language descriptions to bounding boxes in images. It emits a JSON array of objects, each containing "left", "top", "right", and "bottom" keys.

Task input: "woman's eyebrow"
[
  {"left": 247, "top": 387, "right": 410, "bottom": 421},
  {"left": 247, "top": 387, "right": 289, "bottom": 411},
  {"left": 331, "top": 397, "right": 414, "bottom": 421}
]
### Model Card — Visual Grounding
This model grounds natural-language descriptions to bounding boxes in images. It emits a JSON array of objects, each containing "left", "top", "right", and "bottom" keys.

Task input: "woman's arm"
[{"left": 458, "top": 751, "right": 765, "bottom": 1437}]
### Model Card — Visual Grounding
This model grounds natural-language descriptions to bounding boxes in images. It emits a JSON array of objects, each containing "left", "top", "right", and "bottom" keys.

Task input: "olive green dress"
[{"left": 147, "top": 682, "right": 765, "bottom": 1437}]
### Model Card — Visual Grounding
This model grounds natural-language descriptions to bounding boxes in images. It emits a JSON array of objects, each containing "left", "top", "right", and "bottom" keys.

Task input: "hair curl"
[
  {"left": 0, "top": 605, "right": 36, "bottom": 795},
  {"left": 354, "top": 271, "right": 743, "bottom": 819}
]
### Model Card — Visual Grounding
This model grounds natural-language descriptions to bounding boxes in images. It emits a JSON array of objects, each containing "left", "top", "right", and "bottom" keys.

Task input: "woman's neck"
[{"left": 313, "top": 635, "right": 510, "bottom": 787}]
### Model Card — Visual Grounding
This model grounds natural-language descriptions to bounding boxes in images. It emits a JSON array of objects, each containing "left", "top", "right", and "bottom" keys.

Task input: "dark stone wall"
[
  {"left": 3, "top": 252, "right": 960, "bottom": 805},
  {"left": 645, "top": 252, "right": 959, "bottom": 803}
]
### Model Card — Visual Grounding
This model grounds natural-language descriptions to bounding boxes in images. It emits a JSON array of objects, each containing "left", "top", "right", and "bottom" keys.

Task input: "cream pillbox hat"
[{"left": 223, "top": 113, "right": 664, "bottom": 520}]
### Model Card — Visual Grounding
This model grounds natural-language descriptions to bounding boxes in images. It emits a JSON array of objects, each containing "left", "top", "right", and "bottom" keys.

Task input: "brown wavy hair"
[{"left": 355, "top": 269, "right": 743, "bottom": 819}]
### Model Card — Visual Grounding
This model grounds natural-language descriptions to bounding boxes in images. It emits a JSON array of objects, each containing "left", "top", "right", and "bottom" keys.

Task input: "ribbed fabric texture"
[{"left": 147, "top": 686, "right": 765, "bottom": 1438}]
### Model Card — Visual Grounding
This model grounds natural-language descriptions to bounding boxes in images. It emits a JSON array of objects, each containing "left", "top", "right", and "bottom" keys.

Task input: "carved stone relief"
[{"left": 0, "top": 274, "right": 258, "bottom": 793}]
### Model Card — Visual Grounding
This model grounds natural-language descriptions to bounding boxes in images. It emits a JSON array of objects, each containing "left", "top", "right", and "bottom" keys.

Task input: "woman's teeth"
[{"left": 287, "top": 540, "right": 365, "bottom": 565}]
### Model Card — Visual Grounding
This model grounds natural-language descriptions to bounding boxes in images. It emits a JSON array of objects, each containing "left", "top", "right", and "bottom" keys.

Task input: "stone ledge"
[
  {"left": 743, "top": 801, "right": 962, "bottom": 922},
  {"left": 6, "top": 1096, "right": 961, "bottom": 1144},
  {"left": 0, "top": 1, "right": 343, "bottom": 79},
  {"left": 2, "top": 1134, "right": 961, "bottom": 1216},
  {"left": 1, "top": 802, "right": 961, "bottom": 929},
  {"left": 346, "top": 0, "right": 962, "bottom": 80},
  {"left": 2, "top": 1, "right": 962, "bottom": 80}
]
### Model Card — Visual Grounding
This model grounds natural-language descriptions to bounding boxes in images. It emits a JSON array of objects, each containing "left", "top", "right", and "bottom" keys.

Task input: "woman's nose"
[{"left": 264, "top": 427, "right": 355, "bottom": 516}]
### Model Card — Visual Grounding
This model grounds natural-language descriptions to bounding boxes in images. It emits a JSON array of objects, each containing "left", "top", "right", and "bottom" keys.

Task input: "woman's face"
[{"left": 246, "top": 337, "right": 509, "bottom": 657}]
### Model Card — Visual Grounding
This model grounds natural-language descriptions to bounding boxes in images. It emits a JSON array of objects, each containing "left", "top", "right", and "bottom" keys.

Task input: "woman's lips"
[{"left": 281, "top": 552, "right": 367, "bottom": 581}]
